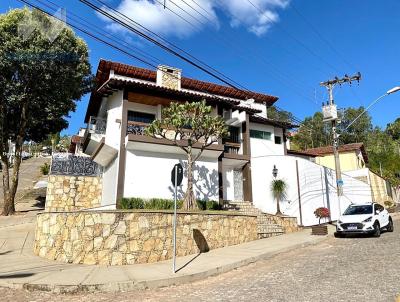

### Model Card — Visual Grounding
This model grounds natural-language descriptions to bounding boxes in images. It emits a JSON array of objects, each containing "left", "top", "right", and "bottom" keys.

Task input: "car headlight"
[{"left": 362, "top": 217, "right": 372, "bottom": 223}]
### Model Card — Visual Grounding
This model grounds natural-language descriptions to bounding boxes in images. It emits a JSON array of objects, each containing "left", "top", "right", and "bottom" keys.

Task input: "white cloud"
[{"left": 99, "top": 0, "right": 289, "bottom": 38}]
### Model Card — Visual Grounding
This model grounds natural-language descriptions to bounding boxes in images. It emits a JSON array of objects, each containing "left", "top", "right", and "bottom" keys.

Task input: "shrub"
[
  {"left": 120, "top": 197, "right": 183, "bottom": 210},
  {"left": 384, "top": 200, "right": 395, "bottom": 208},
  {"left": 314, "top": 207, "right": 330, "bottom": 225},
  {"left": 206, "top": 200, "right": 221, "bottom": 210},
  {"left": 40, "top": 163, "right": 50, "bottom": 175},
  {"left": 119, "top": 197, "right": 222, "bottom": 211},
  {"left": 196, "top": 200, "right": 221, "bottom": 211},
  {"left": 146, "top": 198, "right": 174, "bottom": 210},
  {"left": 196, "top": 199, "right": 206, "bottom": 210},
  {"left": 120, "top": 197, "right": 144, "bottom": 209}
]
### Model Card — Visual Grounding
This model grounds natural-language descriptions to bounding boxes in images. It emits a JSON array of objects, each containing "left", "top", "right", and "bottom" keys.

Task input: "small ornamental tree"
[
  {"left": 145, "top": 100, "right": 228, "bottom": 210},
  {"left": 270, "top": 179, "right": 287, "bottom": 215},
  {"left": 314, "top": 207, "right": 330, "bottom": 225},
  {"left": 0, "top": 8, "right": 91, "bottom": 215}
]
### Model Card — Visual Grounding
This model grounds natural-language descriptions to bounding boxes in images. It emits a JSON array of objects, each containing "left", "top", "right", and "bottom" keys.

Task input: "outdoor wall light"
[{"left": 272, "top": 165, "right": 278, "bottom": 178}]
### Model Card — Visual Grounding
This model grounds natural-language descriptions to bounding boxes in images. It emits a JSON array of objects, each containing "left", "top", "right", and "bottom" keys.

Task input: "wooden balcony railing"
[
  {"left": 126, "top": 121, "right": 149, "bottom": 135},
  {"left": 224, "top": 141, "right": 241, "bottom": 154}
]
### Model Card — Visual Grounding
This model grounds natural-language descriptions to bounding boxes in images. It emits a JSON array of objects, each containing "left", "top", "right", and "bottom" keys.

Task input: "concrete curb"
[
  {"left": 0, "top": 233, "right": 331, "bottom": 293},
  {"left": 1, "top": 214, "right": 399, "bottom": 293}
]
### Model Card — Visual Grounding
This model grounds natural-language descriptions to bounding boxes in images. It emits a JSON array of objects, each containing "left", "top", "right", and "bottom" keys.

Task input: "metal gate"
[{"left": 233, "top": 169, "right": 244, "bottom": 201}]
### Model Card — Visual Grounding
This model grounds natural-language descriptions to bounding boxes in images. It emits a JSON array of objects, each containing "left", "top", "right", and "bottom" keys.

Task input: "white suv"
[{"left": 335, "top": 203, "right": 394, "bottom": 238}]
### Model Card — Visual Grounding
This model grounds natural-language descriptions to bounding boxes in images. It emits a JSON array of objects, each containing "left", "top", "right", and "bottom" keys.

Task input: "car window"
[
  {"left": 343, "top": 205, "right": 373, "bottom": 215},
  {"left": 374, "top": 204, "right": 384, "bottom": 214}
]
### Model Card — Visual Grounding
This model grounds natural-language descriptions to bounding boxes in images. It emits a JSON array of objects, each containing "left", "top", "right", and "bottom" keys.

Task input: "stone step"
[
  {"left": 258, "top": 232, "right": 283, "bottom": 239},
  {"left": 223, "top": 201, "right": 296, "bottom": 237},
  {"left": 257, "top": 224, "right": 284, "bottom": 233}
]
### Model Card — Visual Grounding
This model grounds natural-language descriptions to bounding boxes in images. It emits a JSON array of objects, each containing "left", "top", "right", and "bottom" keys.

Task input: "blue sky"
[{"left": 2, "top": 0, "right": 400, "bottom": 135}]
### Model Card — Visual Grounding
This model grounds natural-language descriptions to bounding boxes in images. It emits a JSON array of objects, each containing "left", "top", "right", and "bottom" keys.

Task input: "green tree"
[
  {"left": 270, "top": 179, "right": 287, "bottom": 215},
  {"left": 339, "top": 107, "right": 372, "bottom": 144},
  {"left": 146, "top": 101, "right": 228, "bottom": 210},
  {"left": 0, "top": 8, "right": 91, "bottom": 215},
  {"left": 291, "top": 112, "right": 331, "bottom": 150},
  {"left": 268, "top": 106, "right": 295, "bottom": 124},
  {"left": 386, "top": 118, "right": 400, "bottom": 140}
]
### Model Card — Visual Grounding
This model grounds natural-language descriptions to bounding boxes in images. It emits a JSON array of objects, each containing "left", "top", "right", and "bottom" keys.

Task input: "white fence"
[{"left": 251, "top": 155, "right": 373, "bottom": 226}]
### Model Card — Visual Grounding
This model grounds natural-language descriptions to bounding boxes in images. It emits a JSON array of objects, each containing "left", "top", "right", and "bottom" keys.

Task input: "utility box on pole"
[{"left": 322, "top": 104, "right": 338, "bottom": 122}]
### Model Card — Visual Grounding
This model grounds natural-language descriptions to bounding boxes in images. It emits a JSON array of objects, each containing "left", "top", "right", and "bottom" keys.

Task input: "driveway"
[
  {"left": 0, "top": 157, "right": 48, "bottom": 207},
  {"left": 0, "top": 219, "right": 399, "bottom": 301}
]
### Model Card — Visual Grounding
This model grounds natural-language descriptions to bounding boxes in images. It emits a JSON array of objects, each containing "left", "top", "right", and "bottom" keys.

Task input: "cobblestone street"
[{"left": 1, "top": 220, "right": 399, "bottom": 302}]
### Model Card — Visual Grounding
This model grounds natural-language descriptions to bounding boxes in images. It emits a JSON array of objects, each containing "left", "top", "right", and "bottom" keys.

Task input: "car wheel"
[
  {"left": 334, "top": 232, "right": 343, "bottom": 238},
  {"left": 373, "top": 222, "right": 381, "bottom": 237},
  {"left": 386, "top": 218, "right": 394, "bottom": 232}
]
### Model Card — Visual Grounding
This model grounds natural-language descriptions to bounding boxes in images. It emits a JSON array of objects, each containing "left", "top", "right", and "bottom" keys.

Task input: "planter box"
[{"left": 311, "top": 225, "right": 328, "bottom": 236}]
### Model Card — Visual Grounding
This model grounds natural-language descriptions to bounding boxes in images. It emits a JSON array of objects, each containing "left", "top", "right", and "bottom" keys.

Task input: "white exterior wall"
[
  {"left": 97, "top": 90, "right": 123, "bottom": 206},
  {"left": 104, "top": 91, "right": 123, "bottom": 150},
  {"left": 126, "top": 102, "right": 160, "bottom": 119},
  {"left": 124, "top": 150, "right": 219, "bottom": 201},
  {"left": 101, "top": 157, "right": 118, "bottom": 207},
  {"left": 250, "top": 123, "right": 285, "bottom": 157},
  {"left": 223, "top": 167, "right": 234, "bottom": 201},
  {"left": 251, "top": 155, "right": 373, "bottom": 226}
]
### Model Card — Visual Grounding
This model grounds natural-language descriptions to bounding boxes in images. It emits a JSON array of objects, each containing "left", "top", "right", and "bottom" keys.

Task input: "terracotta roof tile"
[
  {"left": 304, "top": 143, "right": 368, "bottom": 163},
  {"left": 103, "top": 59, "right": 279, "bottom": 104}
]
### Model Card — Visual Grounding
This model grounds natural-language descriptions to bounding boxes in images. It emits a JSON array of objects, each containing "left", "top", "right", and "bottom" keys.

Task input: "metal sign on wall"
[{"left": 50, "top": 153, "right": 102, "bottom": 176}]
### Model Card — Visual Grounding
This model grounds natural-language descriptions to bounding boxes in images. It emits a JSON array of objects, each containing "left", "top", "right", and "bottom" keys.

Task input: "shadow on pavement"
[{"left": 0, "top": 273, "right": 35, "bottom": 279}]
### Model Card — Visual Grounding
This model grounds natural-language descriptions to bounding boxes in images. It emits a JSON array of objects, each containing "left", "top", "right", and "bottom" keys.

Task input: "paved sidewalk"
[{"left": 0, "top": 219, "right": 336, "bottom": 293}]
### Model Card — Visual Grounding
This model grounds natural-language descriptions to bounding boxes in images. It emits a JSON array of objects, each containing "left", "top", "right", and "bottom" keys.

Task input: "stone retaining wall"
[
  {"left": 34, "top": 211, "right": 258, "bottom": 265},
  {"left": 264, "top": 214, "right": 299, "bottom": 233},
  {"left": 45, "top": 176, "right": 102, "bottom": 212}
]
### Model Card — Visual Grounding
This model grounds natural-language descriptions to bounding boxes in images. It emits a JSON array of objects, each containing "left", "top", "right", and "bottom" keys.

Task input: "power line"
[
  {"left": 289, "top": 2, "right": 359, "bottom": 72},
  {"left": 35, "top": 0, "right": 162, "bottom": 66},
  {"left": 158, "top": 0, "right": 319, "bottom": 102},
  {"left": 170, "top": 0, "right": 324, "bottom": 106},
  {"left": 82, "top": 0, "right": 250, "bottom": 90},
  {"left": 82, "top": 0, "right": 316, "bottom": 129},
  {"left": 245, "top": 0, "right": 342, "bottom": 75},
  {"left": 175, "top": 0, "right": 324, "bottom": 106},
  {"left": 19, "top": 0, "right": 314, "bottom": 131},
  {"left": 288, "top": 2, "right": 364, "bottom": 107}
]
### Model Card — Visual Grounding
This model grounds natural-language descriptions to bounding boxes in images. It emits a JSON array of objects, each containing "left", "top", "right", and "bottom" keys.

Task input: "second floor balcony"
[{"left": 87, "top": 116, "right": 107, "bottom": 135}]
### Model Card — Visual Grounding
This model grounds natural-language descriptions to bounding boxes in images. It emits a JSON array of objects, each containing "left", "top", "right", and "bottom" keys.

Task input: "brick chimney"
[{"left": 156, "top": 65, "right": 181, "bottom": 90}]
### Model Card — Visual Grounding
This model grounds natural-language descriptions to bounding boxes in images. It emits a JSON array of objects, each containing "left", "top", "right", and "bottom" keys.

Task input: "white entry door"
[{"left": 233, "top": 169, "right": 244, "bottom": 201}]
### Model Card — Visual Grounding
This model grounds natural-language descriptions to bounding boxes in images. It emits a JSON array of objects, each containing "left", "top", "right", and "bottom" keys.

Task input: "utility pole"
[{"left": 320, "top": 73, "right": 361, "bottom": 204}]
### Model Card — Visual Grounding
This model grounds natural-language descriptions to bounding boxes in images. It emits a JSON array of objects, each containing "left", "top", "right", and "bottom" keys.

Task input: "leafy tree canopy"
[
  {"left": 290, "top": 106, "right": 400, "bottom": 186},
  {"left": 146, "top": 101, "right": 228, "bottom": 210},
  {"left": 0, "top": 8, "right": 91, "bottom": 215}
]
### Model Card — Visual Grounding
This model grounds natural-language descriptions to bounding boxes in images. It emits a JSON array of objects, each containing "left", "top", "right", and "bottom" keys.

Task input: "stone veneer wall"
[
  {"left": 34, "top": 211, "right": 258, "bottom": 265},
  {"left": 45, "top": 176, "right": 102, "bottom": 212},
  {"left": 265, "top": 214, "right": 299, "bottom": 233}
]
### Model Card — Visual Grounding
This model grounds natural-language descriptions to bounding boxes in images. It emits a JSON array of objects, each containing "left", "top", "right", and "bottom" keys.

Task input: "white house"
[{"left": 80, "top": 60, "right": 293, "bottom": 209}]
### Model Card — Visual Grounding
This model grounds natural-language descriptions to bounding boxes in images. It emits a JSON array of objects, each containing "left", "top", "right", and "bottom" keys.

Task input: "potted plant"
[
  {"left": 312, "top": 207, "right": 330, "bottom": 235},
  {"left": 270, "top": 179, "right": 288, "bottom": 216}
]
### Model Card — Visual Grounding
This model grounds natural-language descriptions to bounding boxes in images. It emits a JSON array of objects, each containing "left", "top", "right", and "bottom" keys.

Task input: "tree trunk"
[
  {"left": 183, "top": 152, "right": 199, "bottom": 211},
  {"left": 276, "top": 198, "right": 282, "bottom": 216},
  {"left": 1, "top": 101, "right": 28, "bottom": 216},
  {"left": 1, "top": 156, "right": 14, "bottom": 216}
]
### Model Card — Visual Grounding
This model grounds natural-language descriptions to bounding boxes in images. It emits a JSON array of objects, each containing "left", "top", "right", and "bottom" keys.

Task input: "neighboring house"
[
  {"left": 304, "top": 143, "right": 368, "bottom": 171},
  {"left": 69, "top": 128, "right": 86, "bottom": 155},
  {"left": 287, "top": 149, "right": 317, "bottom": 162},
  {"left": 81, "top": 59, "right": 294, "bottom": 209},
  {"left": 301, "top": 143, "right": 394, "bottom": 205}
]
